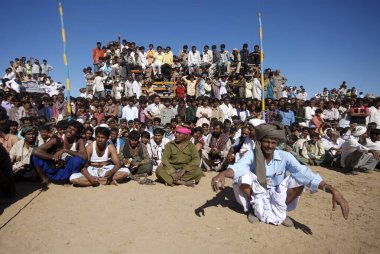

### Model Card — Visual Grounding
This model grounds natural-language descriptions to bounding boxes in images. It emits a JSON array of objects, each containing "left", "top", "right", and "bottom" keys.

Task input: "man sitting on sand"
[
  {"left": 32, "top": 120, "right": 87, "bottom": 187},
  {"left": 70, "top": 127, "right": 130, "bottom": 186},
  {"left": 119, "top": 130, "right": 153, "bottom": 179},
  {"left": 211, "top": 123, "right": 349, "bottom": 227},
  {"left": 156, "top": 126, "right": 202, "bottom": 187}
]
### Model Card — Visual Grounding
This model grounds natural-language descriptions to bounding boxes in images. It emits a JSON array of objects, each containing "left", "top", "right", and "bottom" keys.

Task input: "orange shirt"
[{"left": 92, "top": 48, "right": 104, "bottom": 64}]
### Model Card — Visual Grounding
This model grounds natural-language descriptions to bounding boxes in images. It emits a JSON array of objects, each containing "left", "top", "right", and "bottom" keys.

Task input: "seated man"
[
  {"left": 156, "top": 126, "right": 202, "bottom": 187},
  {"left": 341, "top": 126, "right": 380, "bottom": 174},
  {"left": 201, "top": 121, "right": 231, "bottom": 171},
  {"left": 9, "top": 127, "right": 38, "bottom": 179},
  {"left": 32, "top": 120, "right": 87, "bottom": 187},
  {"left": 321, "top": 130, "right": 344, "bottom": 166},
  {"left": 211, "top": 123, "right": 349, "bottom": 226},
  {"left": 147, "top": 128, "right": 170, "bottom": 172},
  {"left": 70, "top": 127, "right": 130, "bottom": 186},
  {"left": 300, "top": 133, "right": 325, "bottom": 166},
  {"left": 119, "top": 130, "right": 153, "bottom": 178}
]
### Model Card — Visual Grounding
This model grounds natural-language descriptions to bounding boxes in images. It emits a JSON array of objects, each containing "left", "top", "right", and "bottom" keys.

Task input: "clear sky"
[{"left": 1, "top": 0, "right": 379, "bottom": 97}]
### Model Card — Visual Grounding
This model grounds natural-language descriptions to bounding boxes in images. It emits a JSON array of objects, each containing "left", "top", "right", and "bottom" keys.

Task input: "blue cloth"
[
  {"left": 279, "top": 110, "right": 295, "bottom": 126},
  {"left": 32, "top": 155, "right": 85, "bottom": 181},
  {"left": 229, "top": 149, "right": 322, "bottom": 193},
  {"left": 267, "top": 81, "right": 274, "bottom": 99}
]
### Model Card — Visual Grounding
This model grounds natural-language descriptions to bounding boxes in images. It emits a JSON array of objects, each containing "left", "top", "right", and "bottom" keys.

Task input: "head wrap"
[
  {"left": 352, "top": 126, "right": 367, "bottom": 137},
  {"left": 255, "top": 123, "right": 286, "bottom": 142},
  {"left": 176, "top": 126, "right": 191, "bottom": 135},
  {"left": 20, "top": 126, "right": 37, "bottom": 137},
  {"left": 254, "top": 123, "right": 286, "bottom": 189}
]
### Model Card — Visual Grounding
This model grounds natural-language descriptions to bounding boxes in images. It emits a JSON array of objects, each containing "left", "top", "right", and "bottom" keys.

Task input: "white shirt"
[
  {"left": 202, "top": 50, "right": 213, "bottom": 65},
  {"left": 219, "top": 79, "right": 227, "bottom": 95},
  {"left": 219, "top": 103, "right": 234, "bottom": 121},
  {"left": 298, "top": 92, "right": 308, "bottom": 101},
  {"left": 188, "top": 50, "right": 201, "bottom": 66},
  {"left": 124, "top": 80, "right": 134, "bottom": 97},
  {"left": 3, "top": 72, "right": 15, "bottom": 80},
  {"left": 146, "top": 137, "right": 170, "bottom": 161},
  {"left": 122, "top": 105, "right": 138, "bottom": 121},
  {"left": 132, "top": 80, "right": 142, "bottom": 98},
  {"left": 31, "top": 64, "right": 40, "bottom": 74},
  {"left": 340, "top": 136, "right": 370, "bottom": 167},
  {"left": 138, "top": 51, "right": 148, "bottom": 66},
  {"left": 321, "top": 137, "right": 344, "bottom": 155},
  {"left": 366, "top": 139, "right": 380, "bottom": 151},
  {"left": 252, "top": 78, "right": 262, "bottom": 100},
  {"left": 93, "top": 76, "right": 107, "bottom": 92},
  {"left": 369, "top": 106, "right": 380, "bottom": 128},
  {"left": 144, "top": 103, "right": 164, "bottom": 118},
  {"left": 323, "top": 108, "right": 340, "bottom": 121},
  {"left": 304, "top": 106, "right": 316, "bottom": 120}
]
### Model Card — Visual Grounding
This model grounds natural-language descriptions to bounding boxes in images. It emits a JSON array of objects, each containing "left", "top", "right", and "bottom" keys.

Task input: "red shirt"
[{"left": 176, "top": 85, "right": 186, "bottom": 99}]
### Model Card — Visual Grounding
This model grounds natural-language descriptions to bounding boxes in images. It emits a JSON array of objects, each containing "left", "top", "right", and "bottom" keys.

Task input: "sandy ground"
[{"left": 0, "top": 166, "right": 379, "bottom": 254}]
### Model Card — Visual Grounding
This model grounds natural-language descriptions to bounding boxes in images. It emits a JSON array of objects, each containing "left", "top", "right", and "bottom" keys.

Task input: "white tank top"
[{"left": 90, "top": 141, "right": 110, "bottom": 163}]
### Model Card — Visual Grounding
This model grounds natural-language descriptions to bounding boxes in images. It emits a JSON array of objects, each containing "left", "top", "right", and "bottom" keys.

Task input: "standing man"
[
  {"left": 156, "top": 126, "right": 203, "bottom": 187},
  {"left": 41, "top": 59, "right": 53, "bottom": 76},
  {"left": 93, "top": 42, "right": 104, "bottom": 72},
  {"left": 211, "top": 123, "right": 349, "bottom": 226},
  {"left": 93, "top": 71, "right": 107, "bottom": 98}
]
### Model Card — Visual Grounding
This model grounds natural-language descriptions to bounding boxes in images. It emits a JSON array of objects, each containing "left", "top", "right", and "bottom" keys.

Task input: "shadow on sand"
[
  {"left": 194, "top": 186, "right": 244, "bottom": 217},
  {"left": 0, "top": 182, "right": 43, "bottom": 230}
]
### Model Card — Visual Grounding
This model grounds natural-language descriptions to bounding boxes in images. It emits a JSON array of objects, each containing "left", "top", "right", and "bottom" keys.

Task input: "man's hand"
[
  {"left": 370, "top": 150, "right": 380, "bottom": 160},
  {"left": 52, "top": 149, "right": 66, "bottom": 161},
  {"left": 104, "top": 170, "right": 115, "bottom": 185},
  {"left": 89, "top": 176, "right": 100, "bottom": 186},
  {"left": 211, "top": 172, "right": 226, "bottom": 192},
  {"left": 332, "top": 189, "right": 349, "bottom": 220}
]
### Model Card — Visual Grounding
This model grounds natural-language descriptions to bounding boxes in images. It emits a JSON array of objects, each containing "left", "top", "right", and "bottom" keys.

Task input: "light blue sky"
[{"left": 1, "top": 0, "right": 379, "bottom": 97}]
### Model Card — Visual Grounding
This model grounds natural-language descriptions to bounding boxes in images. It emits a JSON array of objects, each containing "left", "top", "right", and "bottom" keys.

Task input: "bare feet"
[
  {"left": 41, "top": 177, "right": 50, "bottom": 190},
  {"left": 173, "top": 179, "right": 195, "bottom": 187},
  {"left": 170, "top": 169, "right": 186, "bottom": 181}
]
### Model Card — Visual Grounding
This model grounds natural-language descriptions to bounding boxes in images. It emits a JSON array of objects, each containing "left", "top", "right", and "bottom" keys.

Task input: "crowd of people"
[{"left": 0, "top": 38, "right": 379, "bottom": 227}]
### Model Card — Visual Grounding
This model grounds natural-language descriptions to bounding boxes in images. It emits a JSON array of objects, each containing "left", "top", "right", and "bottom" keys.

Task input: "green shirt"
[{"left": 161, "top": 141, "right": 200, "bottom": 171}]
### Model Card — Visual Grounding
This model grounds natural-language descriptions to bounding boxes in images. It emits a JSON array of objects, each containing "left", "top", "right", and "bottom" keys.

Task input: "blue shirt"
[
  {"left": 279, "top": 110, "right": 295, "bottom": 126},
  {"left": 229, "top": 149, "right": 322, "bottom": 193}
]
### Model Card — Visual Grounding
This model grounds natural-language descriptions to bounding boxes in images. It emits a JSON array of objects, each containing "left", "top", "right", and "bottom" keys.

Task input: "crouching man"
[
  {"left": 70, "top": 127, "right": 130, "bottom": 186},
  {"left": 211, "top": 123, "right": 349, "bottom": 226},
  {"left": 156, "top": 126, "right": 203, "bottom": 187}
]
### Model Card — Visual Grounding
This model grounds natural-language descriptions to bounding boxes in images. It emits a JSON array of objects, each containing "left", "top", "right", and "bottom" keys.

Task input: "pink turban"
[{"left": 176, "top": 126, "right": 191, "bottom": 135}]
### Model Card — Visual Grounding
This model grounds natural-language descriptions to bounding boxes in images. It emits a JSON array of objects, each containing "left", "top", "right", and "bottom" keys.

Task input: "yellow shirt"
[
  {"left": 146, "top": 50, "right": 155, "bottom": 65},
  {"left": 154, "top": 52, "right": 164, "bottom": 63},
  {"left": 162, "top": 51, "right": 173, "bottom": 65}
]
